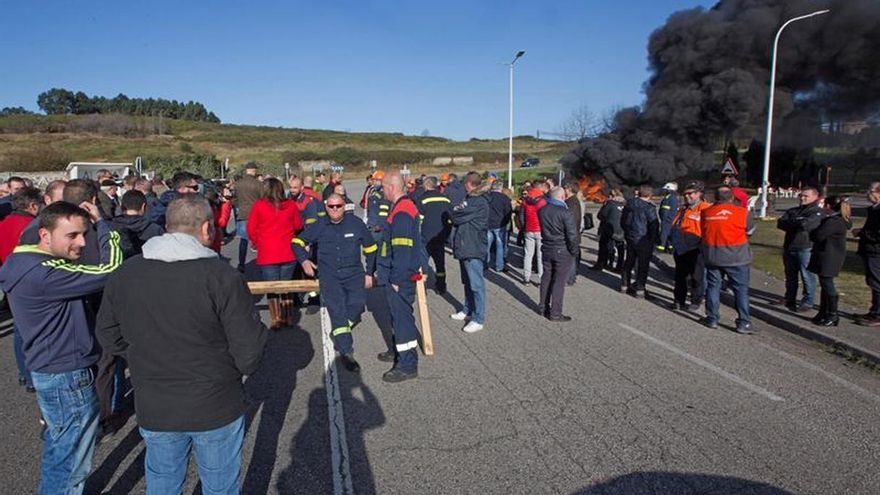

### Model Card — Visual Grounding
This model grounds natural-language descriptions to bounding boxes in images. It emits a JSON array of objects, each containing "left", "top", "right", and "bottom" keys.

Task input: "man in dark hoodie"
[
  {"left": 621, "top": 185, "right": 659, "bottom": 298},
  {"left": 108, "top": 190, "right": 165, "bottom": 258},
  {"left": 486, "top": 180, "right": 513, "bottom": 272},
  {"left": 777, "top": 186, "right": 824, "bottom": 312},
  {"left": 0, "top": 201, "right": 122, "bottom": 494},
  {"left": 450, "top": 172, "right": 489, "bottom": 333},
  {"left": 97, "top": 195, "right": 267, "bottom": 493}
]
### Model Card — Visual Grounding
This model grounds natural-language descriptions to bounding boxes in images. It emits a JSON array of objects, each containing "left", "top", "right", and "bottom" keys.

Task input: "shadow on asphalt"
[
  {"left": 275, "top": 359, "right": 385, "bottom": 494},
  {"left": 242, "top": 319, "right": 314, "bottom": 494},
  {"left": 572, "top": 471, "right": 796, "bottom": 494}
]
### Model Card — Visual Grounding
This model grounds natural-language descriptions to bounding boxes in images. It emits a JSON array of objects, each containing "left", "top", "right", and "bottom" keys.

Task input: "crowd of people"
[{"left": 0, "top": 165, "right": 879, "bottom": 493}]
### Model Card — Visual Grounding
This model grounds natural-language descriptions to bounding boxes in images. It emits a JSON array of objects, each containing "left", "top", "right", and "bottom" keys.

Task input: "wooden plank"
[
  {"left": 415, "top": 277, "right": 434, "bottom": 356},
  {"left": 247, "top": 280, "right": 321, "bottom": 295}
]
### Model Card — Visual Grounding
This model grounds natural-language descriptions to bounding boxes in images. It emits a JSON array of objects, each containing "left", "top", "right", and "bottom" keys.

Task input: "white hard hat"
[{"left": 663, "top": 182, "right": 678, "bottom": 192}]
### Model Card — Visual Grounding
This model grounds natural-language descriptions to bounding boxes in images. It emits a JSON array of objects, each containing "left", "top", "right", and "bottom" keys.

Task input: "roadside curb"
[{"left": 651, "top": 255, "right": 880, "bottom": 367}]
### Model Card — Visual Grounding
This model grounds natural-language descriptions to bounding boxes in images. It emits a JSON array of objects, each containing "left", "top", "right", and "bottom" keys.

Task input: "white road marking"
[
  {"left": 618, "top": 323, "right": 785, "bottom": 402},
  {"left": 321, "top": 306, "right": 354, "bottom": 495},
  {"left": 757, "top": 342, "right": 880, "bottom": 405}
]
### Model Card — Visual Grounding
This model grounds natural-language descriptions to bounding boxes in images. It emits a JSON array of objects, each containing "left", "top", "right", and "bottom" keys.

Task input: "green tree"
[{"left": 37, "top": 88, "right": 75, "bottom": 114}]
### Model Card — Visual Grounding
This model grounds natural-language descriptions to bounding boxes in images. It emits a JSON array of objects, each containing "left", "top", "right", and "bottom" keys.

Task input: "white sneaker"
[
  {"left": 462, "top": 321, "right": 484, "bottom": 333},
  {"left": 450, "top": 311, "right": 468, "bottom": 321}
]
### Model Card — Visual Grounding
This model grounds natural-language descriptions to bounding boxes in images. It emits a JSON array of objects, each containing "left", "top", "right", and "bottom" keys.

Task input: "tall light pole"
[
  {"left": 759, "top": 9, "right": 830, "bottom": 218},
  {"left": 508, "top": 50, "right": 525, "bottom": 190}
]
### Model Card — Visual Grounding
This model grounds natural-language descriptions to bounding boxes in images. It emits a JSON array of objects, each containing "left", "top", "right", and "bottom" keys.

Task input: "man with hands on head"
[{"left": 292, "top": 193, "right": 378, "bottom": 372}]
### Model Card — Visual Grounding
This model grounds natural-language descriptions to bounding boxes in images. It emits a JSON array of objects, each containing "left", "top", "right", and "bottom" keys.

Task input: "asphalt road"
[{"left": 0, "top": 181, "right": 878, "bottom": 494}]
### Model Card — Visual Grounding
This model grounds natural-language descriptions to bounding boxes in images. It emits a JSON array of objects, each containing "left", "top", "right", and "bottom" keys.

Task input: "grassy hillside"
[{"left": 0, "top": 114, "right": 568, "bottom": 177}]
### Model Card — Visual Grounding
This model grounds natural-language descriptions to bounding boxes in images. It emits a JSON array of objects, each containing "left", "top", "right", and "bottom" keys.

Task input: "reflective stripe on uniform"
[
  {"left": 396, "top": 340, "right": 418, "bottom": 352},
  {"left": 378, "top": 212, "right": 389, "bottom": 216},
  {"left": 305, "top": 218, "right": 317, "bottom": 224},
  {"left": 380, "top": 242, "right": 387, "bottom": 257},
  {"left": 661, "top": 205, "right": 672, "bottom": 210},
  {"left": 435, "top": 272, "right": 445, "bottom": 277},
  {"left": 317, "top": 211, "right": 327, "bottom": 217},
  {"left": 378, "top": 204, "right": 390, "bottom": 209},
  {"left": 421, "top": 196, "right": 451, "bottom": 204},
  {"left": 391, "top": 237, "right": 413, "bottom": 247},
  {"left": 291, "top": 238, "right": 307, "bottom": 247},
  {"left": 332, "top": 326, "right": 351, "bottom": 337},
  {"left": 362, "top": 244, "right": 378, "bottom": 254}
]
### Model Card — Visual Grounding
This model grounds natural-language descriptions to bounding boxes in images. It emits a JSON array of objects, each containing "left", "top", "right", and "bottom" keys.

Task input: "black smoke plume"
[{"left": 562, "top": 0, "right": 880, "bottom": 187}]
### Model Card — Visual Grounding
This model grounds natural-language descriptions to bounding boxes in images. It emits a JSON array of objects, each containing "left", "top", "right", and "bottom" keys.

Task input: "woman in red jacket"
[{"left": 247, "top": 178, "right": 304, "bottom": 329}]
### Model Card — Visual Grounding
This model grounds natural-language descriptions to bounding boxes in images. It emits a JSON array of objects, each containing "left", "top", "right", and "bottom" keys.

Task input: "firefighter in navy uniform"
[
  {"left": 417, "top": 176, "right": 452, "bottom": 294},
  {"left": 288, "top": 176, "right": 322, "bottom": 306},
  {"left": 376, "top": 172, "right": 423, "bottom": 383},
  {"left": 366, "top": 171, "right": 392, "bottom": 245},
  {"left": 292, "top": 193, "right": 378, "bottom": 372},
  {"left": 288, "top": 176, "right": 322, "bottom": 225}
]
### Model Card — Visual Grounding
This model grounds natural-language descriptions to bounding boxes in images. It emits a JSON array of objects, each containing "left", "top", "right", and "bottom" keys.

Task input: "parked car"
[{"left": 521, "top": 157, "right": 540, "bottom": 168}]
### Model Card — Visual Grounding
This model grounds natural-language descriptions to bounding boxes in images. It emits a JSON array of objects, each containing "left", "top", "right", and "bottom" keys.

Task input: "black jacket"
[
  {"left": 808, "top": 213, "right": 849, "bottom": 277},
  {"left": 108, "top": 214, "right": 165, "bottom": 259},
  {"left": 487, "top": 191, "right": 513, "bottom": 230},
  {"left": 598, "top": 199, "right": 625, "bottom": 241},
  {"left": 445, "top": 180, "right": 466, "bottom": 206},
  {"left": 96, "top": 252, "right": 267, "bottom": 432},
  {"left": 538, "top": 199, "right": 579, "bottom": 256},
  {"left": 622, "top": 197, "right": 659, "bottom": 246},
  {"left": 777, "top": 202, "right": 824, "bottom": 251},
  {"left": 451, "top": 192, "right": 489, "bottom": 260},
  {"left": 858, "top": 203, "right": 880, "bottom": 257},
  {"left": 565, "top": 195, "right": 583, "bottom": 235},
  {"left": 417, "top": 190, "right": 452, "bottom": 243}
]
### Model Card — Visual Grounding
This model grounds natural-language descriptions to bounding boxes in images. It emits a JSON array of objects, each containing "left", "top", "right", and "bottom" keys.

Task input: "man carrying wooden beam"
[
  {"left": 376, "top": 173, "right": 423, "bottom": 383},
  {"left": 291, "top": 193, "right": 377, "bottom": 372}
]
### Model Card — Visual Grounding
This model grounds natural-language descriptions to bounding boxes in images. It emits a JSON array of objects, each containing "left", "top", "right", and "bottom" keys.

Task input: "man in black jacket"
[
  {"left": 777, "top": 186, "right": 824, "bottom": 312},
  {"left": 450, "top": 172, "right": 489, "bottom": 333},
  {"left": 486, "top": 181, "right": 513, "bottom": 272},
  {"left": 96, "top": 195, "right": 267, "bottom": 493},
  {"left": 592, "top": 190, "right": 626, "bottom": 271},
  {"left": 856, "top": 181, "right": 880, "bottom": 326},
  {"left": 621, "top": 185, "right": 659, "bottom": 298},
  {"left": 539, "top": 187, "right": 579, "bottom": 321},
  {"left": 108, "top": 190, "right": 164, "bottom": 258},
  {"left": 417, "top": 177, "right": 452, "bottom": 294},
  {"left": 564, "top": 182, "right": 583, "bottom": 285}
]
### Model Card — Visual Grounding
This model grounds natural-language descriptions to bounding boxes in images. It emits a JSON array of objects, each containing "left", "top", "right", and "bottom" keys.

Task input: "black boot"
[
  {"left": 819, "top": 296, "right": 839, "bottom": 327},
  {"left": 811, "top": 292, "right": 828, "bottom": 324}
]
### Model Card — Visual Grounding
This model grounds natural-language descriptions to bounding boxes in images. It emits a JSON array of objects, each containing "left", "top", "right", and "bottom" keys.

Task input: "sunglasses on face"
[{"left": 326, "top": 204, "right": 345, "bottom": 209}]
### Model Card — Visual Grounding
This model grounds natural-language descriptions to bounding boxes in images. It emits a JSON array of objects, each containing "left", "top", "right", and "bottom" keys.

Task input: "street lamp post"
[
  {"left": 508, "top": 50, "right": 525, "bottom": 190},
  {"left": 759, "top": 9, "right": 830, "bottom": 218}
]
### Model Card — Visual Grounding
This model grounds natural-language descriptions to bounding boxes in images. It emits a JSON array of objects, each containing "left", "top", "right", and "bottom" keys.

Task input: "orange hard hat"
[
  {"left": 372, "top": 170, "right": 385, "bottom": 179},
  {"left": 441, "top": 173, "right": 449, "bottom": 181}
]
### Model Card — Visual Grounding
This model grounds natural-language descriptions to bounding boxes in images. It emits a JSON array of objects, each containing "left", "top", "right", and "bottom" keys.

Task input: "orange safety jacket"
[
  {"left": 670, "top": 200, "right": 712, "bottom": 253},
  {"left": 700, "top": 202, "right": 754, "bottom": 267}
]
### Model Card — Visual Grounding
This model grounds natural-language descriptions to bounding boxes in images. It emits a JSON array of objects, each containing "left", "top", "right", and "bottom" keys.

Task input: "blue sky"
[{"left": 1, "top": 0, "right": 715, "bottom": 140}]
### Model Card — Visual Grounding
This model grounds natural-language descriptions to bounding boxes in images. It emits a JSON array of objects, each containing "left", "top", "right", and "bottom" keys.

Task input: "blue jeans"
[
  {"left": 260, "top": 262, "right": 297, "bottom": 282},
  {"left": 705, "top": 264, "right": 750, "bottom": 327},
  {"left": 460, "top": 258, "right": 486, "bottom": 324},
  {"left": 486, "top": 228, "right": 506, "bottom": 272},
  {"left": 31, "top": 367, "right": 100, "bottom": 495},
  {"left": 140, "top": 415, "right": 245, "bottom": 495},
  {"left": 783, "top": 248, "right": 816, "bottom": 306},
  {"left": 236, "top": 220, "right": 249, "bottom": 268}
]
